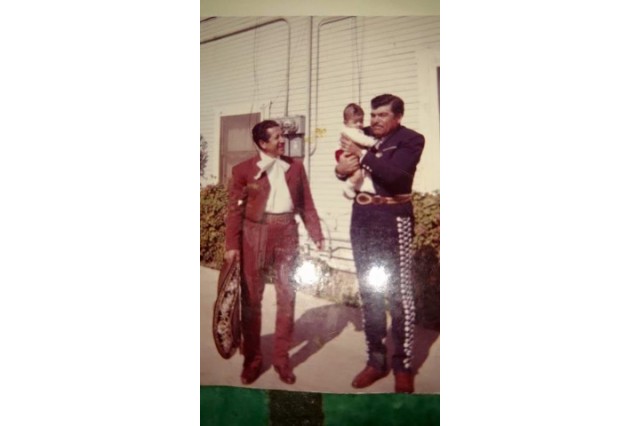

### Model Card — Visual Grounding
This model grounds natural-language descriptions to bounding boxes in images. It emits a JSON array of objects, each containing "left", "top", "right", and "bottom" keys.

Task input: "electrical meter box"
[{"left": 274, "top": 115, "right": 306, "bottom": 157}]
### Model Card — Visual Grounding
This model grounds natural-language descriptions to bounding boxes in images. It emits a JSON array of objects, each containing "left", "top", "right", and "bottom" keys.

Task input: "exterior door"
[{"left": 219, "top": 112, "right": 261, "bottom": 186}]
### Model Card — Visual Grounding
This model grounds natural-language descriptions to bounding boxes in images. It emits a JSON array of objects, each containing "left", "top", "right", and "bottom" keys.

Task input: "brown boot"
[
  {"left": 351, "top": 366, "right": 389, "bottom": 389},
  {"left": 274, "top": 363, "right": 296, "bottom": 385},
  {"left": 394, "top": 371, "right": 414, "bottom": 394},
  {"left": 241, "top": 359, "right": 262, "bottom": 385}
]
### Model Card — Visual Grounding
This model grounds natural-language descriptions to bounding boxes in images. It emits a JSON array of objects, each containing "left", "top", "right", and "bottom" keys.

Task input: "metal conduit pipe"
[
  {"left": 306, "top": 16, "right": 313, "bottom": 176},
  {"left": 307, "top": 17, "right": 358, "bottom": 259},
  {"left": 200, "top": 17, "right": 292, "bottom": 116},
  {"left": 311, "top": 16, "right": 356, "bottom": 158}
]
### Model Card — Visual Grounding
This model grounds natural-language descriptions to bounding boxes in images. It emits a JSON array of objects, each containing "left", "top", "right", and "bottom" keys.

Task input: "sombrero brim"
[{"left": 212, "top": 258, "right": 241, "bottom": 359}]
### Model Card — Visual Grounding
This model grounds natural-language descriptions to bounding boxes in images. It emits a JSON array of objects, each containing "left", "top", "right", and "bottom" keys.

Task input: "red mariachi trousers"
[{"left": 240, "top": 217, "right": 299, "bottom": 368}]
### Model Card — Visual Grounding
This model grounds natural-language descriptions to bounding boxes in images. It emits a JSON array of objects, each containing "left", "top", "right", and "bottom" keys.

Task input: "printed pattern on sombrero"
[{"left": 213, "top": 262, "right": 242, "bottom": 359}]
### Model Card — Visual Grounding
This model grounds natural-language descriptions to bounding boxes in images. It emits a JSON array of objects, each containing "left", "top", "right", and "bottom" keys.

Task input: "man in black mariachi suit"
[{"left": 336, "top": 94, "right": 425, "bottom": 393}]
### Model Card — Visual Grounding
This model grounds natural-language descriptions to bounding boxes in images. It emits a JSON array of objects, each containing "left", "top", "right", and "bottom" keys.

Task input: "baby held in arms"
[{"left": 335, "top": 103, "right": 377, "bottom": 199}]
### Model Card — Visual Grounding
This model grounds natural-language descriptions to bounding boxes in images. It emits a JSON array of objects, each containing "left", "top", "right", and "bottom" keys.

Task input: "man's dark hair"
[
  {"left": 252, "top": 120, "right": 281, "bottom": 147},
  {"left": 371, "top": 94, "right": 404, "bottom": 116},
  {"left": 343, "top": 103, "right": 365, "bottom": 121}
]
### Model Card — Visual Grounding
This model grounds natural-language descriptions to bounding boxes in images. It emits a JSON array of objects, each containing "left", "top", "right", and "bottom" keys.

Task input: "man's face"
[
  {"left": 259, "top": 126, "right": 285, "bottom": 158},
  {"left": 370, "top": 104, "right": 402, "bottom": 138}
]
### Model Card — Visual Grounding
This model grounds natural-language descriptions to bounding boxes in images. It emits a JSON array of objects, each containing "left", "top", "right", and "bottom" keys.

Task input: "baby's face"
[{"left": 345, "top": 116, "right": 364, "bottom": 130}]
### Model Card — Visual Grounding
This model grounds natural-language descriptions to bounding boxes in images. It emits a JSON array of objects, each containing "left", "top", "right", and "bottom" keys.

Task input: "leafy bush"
[
  {"left": 412, "top": 191, "right": 440, "bottom": 328},
  {"left": 200, "top": 184, "right": 229, "bottom": 269},
  {"left": 412, "top": 191, "right": 440, "bottom": 258},
  {"left": 296, "top": 256, "right": 361, "bottom": 308},
  {"left": 200, "top": 134, "right": 208, "bottom": 178}
]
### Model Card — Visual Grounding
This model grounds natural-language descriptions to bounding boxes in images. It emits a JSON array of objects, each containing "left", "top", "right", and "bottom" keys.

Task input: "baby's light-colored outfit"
[{"left": 335, "top": 126, "right": 377, "bottom": 199}]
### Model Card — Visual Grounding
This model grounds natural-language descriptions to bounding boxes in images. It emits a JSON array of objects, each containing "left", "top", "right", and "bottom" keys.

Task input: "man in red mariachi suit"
[{"left": 224, "top": 120, "right": 324, "bottom": 386}]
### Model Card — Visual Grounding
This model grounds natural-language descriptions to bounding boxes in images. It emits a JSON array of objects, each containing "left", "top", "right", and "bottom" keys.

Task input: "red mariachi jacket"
[{"left": 224, "top": 154, "right": 324, "bottom": 251}]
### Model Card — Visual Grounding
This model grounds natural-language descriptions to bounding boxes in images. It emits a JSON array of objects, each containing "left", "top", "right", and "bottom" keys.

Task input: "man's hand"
[
  {"left": 315, "top": 239, "right": 325, "bottom": 251},
  {"left": 340, "top": 134, "right": 365, "bottom": 157},
  {"left": 224, "top": 249, "right": 240, "bottom": 264},
  {"left": 336, "top": 152, "right": 360, "bottom": 177}
]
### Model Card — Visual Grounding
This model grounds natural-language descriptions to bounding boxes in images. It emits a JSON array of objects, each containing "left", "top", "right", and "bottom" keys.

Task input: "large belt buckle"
[{"left": 355, "top": 192, "right": 373, "bottom": 205}]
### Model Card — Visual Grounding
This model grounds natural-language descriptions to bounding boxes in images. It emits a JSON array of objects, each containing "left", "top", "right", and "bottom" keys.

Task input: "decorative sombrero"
[{"left": 212, "top": 258, "right": 242, "bottom": 359}]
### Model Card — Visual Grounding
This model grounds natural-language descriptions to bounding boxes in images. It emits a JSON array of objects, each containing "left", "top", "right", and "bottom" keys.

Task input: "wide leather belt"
[
  {"left": 355, "top": 192, "right": 412, "bottom": 206},
  {"left": 261, "top": 212, "right": 296, "bottom": 224}
]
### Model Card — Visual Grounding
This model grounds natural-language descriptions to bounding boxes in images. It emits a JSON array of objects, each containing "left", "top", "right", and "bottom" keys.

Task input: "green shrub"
[
  {"left": 200, "top": 184, "right": 229, "bottom": 269},
  {"left": 200, "top": 134, "right": 208, "bottom": 178},
  {"left": 412, "top": 191, "right": 440, "bottom": 329},
  {"left": 412, "top": 191, "right": 440, "bottom": 258}
]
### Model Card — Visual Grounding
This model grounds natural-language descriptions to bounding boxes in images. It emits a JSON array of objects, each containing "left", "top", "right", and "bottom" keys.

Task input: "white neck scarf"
[
  {"left": 254, "top": 152, "right": 290, "bottom": 180},
  {"left": 255, "top": 151, "right": 294, "bottom": 214}
]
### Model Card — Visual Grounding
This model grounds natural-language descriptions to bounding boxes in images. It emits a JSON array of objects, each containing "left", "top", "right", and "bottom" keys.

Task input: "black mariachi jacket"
[{"left": 359, "top": 125, "right": 426, "bottom": 197}]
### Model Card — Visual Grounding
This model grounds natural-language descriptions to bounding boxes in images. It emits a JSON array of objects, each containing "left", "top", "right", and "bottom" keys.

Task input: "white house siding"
[
  {"left": 201, "top": 17, "right": 439, "bottom": 272},
  {"left": 200, "top": 17, "right": 313, "bottom": 186}
]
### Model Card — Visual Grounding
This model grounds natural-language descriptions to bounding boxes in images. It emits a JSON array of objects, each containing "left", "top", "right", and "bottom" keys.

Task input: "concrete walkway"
[{"left": 201, "top": 266, "right": 440, "bottom": 394}]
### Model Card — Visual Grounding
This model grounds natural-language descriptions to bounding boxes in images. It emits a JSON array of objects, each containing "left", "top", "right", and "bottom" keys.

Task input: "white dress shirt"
[{"left": 255, "top": 151, "right": 294, "bottom": 213}]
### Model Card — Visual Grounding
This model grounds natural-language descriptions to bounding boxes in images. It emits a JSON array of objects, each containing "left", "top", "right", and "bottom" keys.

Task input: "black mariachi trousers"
[{"left": 350, "top": 201, "right": 416, "bottom": 373}]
